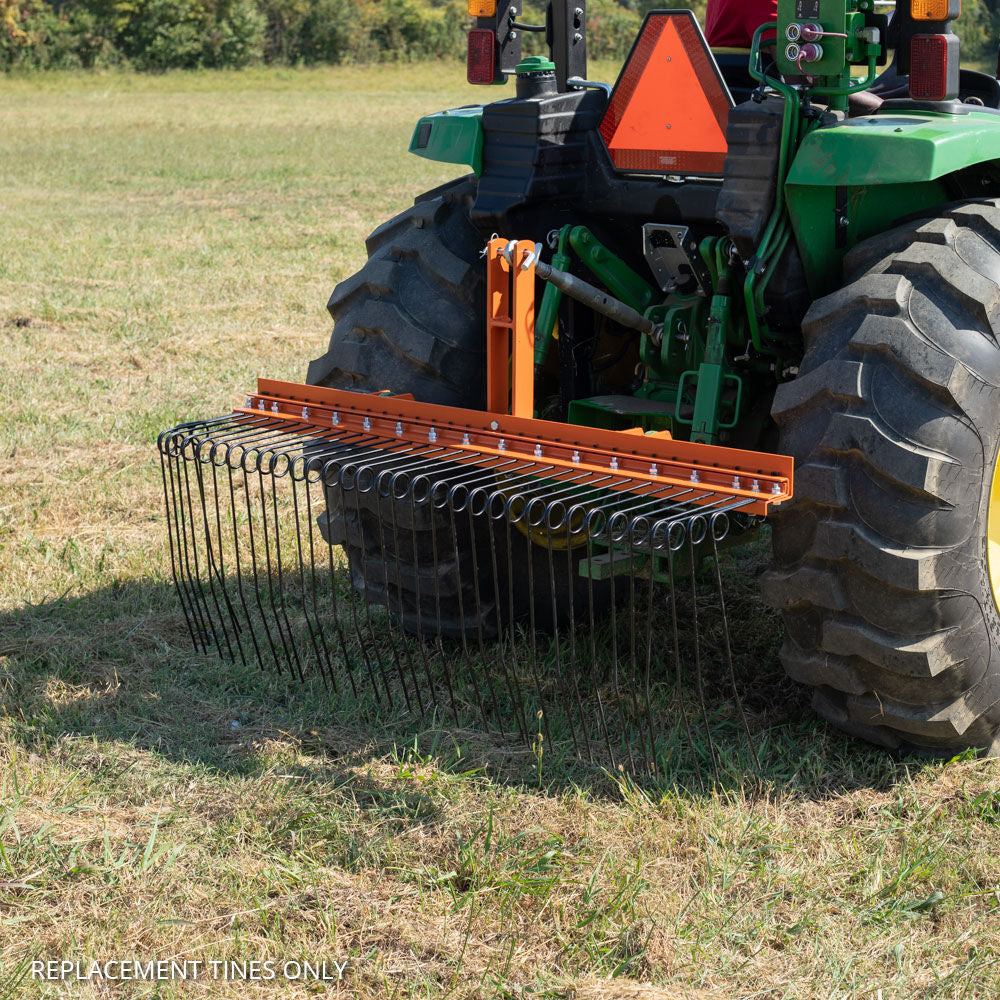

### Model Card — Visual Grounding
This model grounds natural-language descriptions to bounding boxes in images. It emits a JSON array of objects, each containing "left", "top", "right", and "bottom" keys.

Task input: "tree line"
[{"left": 0, "top": 0, "right": 994, "bottom": 72}]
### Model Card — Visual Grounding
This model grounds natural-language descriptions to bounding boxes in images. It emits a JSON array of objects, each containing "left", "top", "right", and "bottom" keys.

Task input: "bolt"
[
  {"left": 732, "top": 476, "right": 741, "bottom": 489},
  {"left": 244, "top": 396, "right": 252, "bottom": 408},
  {"left": 690, "top": 470, "right": 700, "bottom": 483},
  {"left": 462, "top": 432, "right": 471, "bottom": 445},
  {"left": 395, "top": 421, "right": 403, "bottom": 436},
  {"left": 751, "top": 479, "right": 760, "bottom": 493},
  {"left": 772, "top": 482, "right": 782, "bottom": 495},
  {"left": 534, "top": 444, "right": 543, "bottom": 458},
  {"left": 257, "top": 400, "right": 265, "bottom": 410},
  {"left": 362, "top": 416, "right": 371, "bottom": 431},
  {"left": 572, "top": 450, "right": 581, "bottom": 464},
  {"left": 271, "top": 401, "right": 279, "bottom": 413},
  {"left": 332, "top": 411, "right": 340, "bottom": 426},
  {"left": 610, "top": 457, "right": 618, "bottom": 471},
  {"left": 490, "top": 420, "right": 499, "bottom": 431},
  {"left": 573, "top": 32, "right": 582, "bottom": 42},
  {"left": 428, "top": 427, "right": 437, "bottom": 442},
  {"left": 838, "top": 215, "right": 850, "bottom": 227},
  {"left": 498, "top": 438, "right": 506, "bottom": 451},
  {"left": 649, "top": 463, "right": 659, "bottom": 477},
  {"left": 510, "top": 30, "right": 517, "bottom": 40},
  {"left": 301, "top": 406, "right": 309, "bottom": 418}
]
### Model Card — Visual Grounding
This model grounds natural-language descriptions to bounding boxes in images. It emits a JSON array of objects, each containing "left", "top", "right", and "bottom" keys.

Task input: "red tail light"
[
  {"left": 909, "top": 33, "right": 959, "bottom": 101},
  {"left": 467, "top": 29, "right": 497, "bottom": 85}
]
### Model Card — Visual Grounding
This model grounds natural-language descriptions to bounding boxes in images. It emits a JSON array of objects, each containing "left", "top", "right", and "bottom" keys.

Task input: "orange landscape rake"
[{"left": 158, "top": 240, "right": 792, "bottom": 775}]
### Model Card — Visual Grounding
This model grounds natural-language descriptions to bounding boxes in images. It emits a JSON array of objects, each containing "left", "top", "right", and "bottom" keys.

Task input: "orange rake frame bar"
[{"left": 236, "top": 379, "right": 792, "bottom": 515}]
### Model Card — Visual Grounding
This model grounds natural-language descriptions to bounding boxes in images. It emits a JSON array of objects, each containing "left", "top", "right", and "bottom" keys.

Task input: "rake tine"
[
  {"left": 206, "top": 457, "right": 252, "bottom": 669},
  {"left": 180, "top": 447, "right": 230, "bottom": 658},
  {"left": 465, "top": 501, "right": 505, "bottom": 737},
  {"left": 425, "top": 478, "right": 460, "bottom": 727},
  {"left": 339, "top": 475, "right": 388, "bottom": 707},
  {"left": 158, "top": 443, "right": 202, "bottom": 654},
  {"left": 223, "top": 456, "right": 267, "bottom": 671},
  {"left": 579, "top": 513, "right": 615, "bottom": 771},
  {"left": 289, "top": 468, "right": 334, "bottom": 686},
  {"left": 664, "top": 526, "right": 704, "bottom": 795},
  {"left": 446, "top": 498, "right": 489, "bottom": 727},
  {"left": 240, "top": 463, "right": 284, "bottom": 673},
  {"left": 484, "top": 490, "right": 528, "bottom": 742},
  {"left": 709, "top": 513, "right": 761, "bottom": 774},
  {"left": 353, "top": 475, "right": 406, "bottom": 709},
  {"left": 304, "top": 472, "right": 355, "bottom": 696},
  {"left": 687, "top": 521, "right": 720, "bottom": 788},
  {"left": 380, "top": 470, "right": 425, "bottom": 716},
  {"left": 169, "top": 434, "right": 215, "bottom": 653},
  {"left": 516, "top": 498, "right": 553, "bottom": 750}
]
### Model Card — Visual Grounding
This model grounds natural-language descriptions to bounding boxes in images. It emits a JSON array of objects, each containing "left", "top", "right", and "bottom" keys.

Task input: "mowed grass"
[{"left": 2, "top": 64, "right": 1000, "bottom": 999}]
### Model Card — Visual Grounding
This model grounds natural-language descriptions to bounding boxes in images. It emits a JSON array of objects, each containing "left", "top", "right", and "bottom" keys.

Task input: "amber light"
[
  {"left": 467, "top": 0, "right": 497, "bottom": 15},
  {"left": 909, "top": 0, "right": 960, "bottom": 20},
  {"left": 909, "top": 33, "right": 958, "bottom": 100},
  {"left": 467, "top": 29, "right": 497, "bottom": 84}
]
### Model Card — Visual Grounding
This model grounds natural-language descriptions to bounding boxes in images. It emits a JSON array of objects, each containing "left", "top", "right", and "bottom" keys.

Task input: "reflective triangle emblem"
[{"left": 600, "top": 11, "right": 734, "bottom": 176}]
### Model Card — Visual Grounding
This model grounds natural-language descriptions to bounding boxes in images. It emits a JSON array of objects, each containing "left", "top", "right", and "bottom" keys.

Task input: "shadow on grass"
[{"left": 0, "top": 571, "right": 923, "bottom": 803}]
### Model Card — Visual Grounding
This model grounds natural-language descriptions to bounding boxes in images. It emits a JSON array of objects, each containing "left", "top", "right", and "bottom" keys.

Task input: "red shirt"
[{"left": 704, "top": 0, "right": 778, "bottom": 48}]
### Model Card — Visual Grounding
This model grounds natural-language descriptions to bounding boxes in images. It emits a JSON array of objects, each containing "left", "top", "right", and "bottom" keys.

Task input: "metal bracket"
[{"left": 642, "top": 223, "right": 710, "bottom": 296}]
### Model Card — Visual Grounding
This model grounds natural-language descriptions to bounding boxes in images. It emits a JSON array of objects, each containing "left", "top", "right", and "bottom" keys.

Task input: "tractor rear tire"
[{"left": 763, "top": 201, "right": 1000, "bottom": 755}]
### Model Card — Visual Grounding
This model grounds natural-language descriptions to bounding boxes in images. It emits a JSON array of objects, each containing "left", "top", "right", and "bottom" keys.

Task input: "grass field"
[{"left": 3, "top": 64, "right": 1000, "bottom": 999}]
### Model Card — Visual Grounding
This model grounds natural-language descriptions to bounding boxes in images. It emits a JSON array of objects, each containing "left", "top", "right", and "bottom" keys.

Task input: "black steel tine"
[
  {"left": 206, "top": 458, "right": 252, "bottom": 668},
  {"left": 258, "top": 461, "right": 305, "bottom": 680},
  {"left": 349, "top": 479, "right": 399, "bottom": 709},
  {"left": 423, "top": 478, "right": 460, "bottom": 726},
  {"left": 158, "top": 444, "right": 203, "bottom": 653},
  {"left": 688, "top": 526, "right": 720, "bottom": 787},
  {"left": 179, "top": 446, "right": 230, "bottom": 657},
  {"left": 382, "top": 473, "right": 426, "bottom": 716},
  {"left": 447, "top": 501, "right": 488, "bottom": 726},
  {"left": 223, "top": 457, "right": 267, "bottom": 671},
  {"left": 465, "top": 503, "right": 504, "bottom": 737},
  {"left": 484, "top": 488, "right": 529, "bottom": 742},
  {"left": 304, "top": 472, "right": 354, "bottom": 695},
  {"left": 581, "top": 520, "right": 615, "bottom": 770},
  {"left": 710, "top": 518, "right": 761, "bottom": 774},
  {"left": 641, "top": 537, "right": 658, "bottom": 775},
  {"left": 665, "top": 535, "right": 704, "bottom": 794},
  {"left": 288, "top": 470, "right": 334, "bottom": 685},
  {"left": 336, "top": 476, "right": 384, "bottom": 706},
  {"left": 518, "top": 504, "right": 553, "bottom": 749},
  {"left": 240, "top": 464, "right": 284, "bottom": 672},
  {"left": 543, "top": 530, "right": 583, "bottom": 761},
  {"left": 171, "top": 438, "right": 217, "bottom": 652}
]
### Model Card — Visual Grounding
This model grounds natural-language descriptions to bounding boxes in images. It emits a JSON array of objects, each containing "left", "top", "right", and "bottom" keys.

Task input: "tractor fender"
[{"left": 784, "top": 110, "right": 1000, "bottom": 295}]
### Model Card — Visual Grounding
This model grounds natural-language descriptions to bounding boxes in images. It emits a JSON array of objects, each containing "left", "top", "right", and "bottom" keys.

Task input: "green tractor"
[{"left": 302, "top": 0, "right": 1000, "bottom": 756}]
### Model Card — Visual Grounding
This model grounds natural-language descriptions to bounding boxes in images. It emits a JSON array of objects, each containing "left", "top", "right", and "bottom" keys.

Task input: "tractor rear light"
[
  {"left": 467, "top": 29, "right": 497, "bottom": 84},
  {"left": 467, "top": 0, "right": 496, "bottom": 15},
  {"left": 909, "top": 0, "right": 960, "bottom": 20},
  {"left": 909, "top": 33, "right": 959, "bottom": 101}
]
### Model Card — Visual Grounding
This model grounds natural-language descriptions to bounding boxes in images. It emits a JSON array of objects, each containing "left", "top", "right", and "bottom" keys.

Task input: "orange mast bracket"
[{"left": 486, "top": 237, "right": 536, "bottom": 419}]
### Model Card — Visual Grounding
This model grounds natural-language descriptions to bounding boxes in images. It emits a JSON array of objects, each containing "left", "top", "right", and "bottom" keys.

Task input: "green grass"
[{"left": 3, "top": 64, "right": 1000, "bottom": 999}]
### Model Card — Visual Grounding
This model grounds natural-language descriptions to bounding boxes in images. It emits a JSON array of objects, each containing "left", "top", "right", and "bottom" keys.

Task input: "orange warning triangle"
[{"left": 600, "top": 12, "right": 733, "bottom": 175}]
